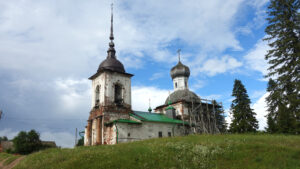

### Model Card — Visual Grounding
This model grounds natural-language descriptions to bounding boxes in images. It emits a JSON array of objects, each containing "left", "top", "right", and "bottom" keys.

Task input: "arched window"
[
  {"left": 114, "top": 84, "right": 122, "bottom": 104},
  {"left": 95, "top": 85, "right": 100, "bottom": 106},
  {"left": 175, "top": 82, "right": 177, "bottom": 88}
]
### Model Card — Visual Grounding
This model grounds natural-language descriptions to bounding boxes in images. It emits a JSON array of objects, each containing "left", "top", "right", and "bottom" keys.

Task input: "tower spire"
[
  {"left": 107, "top": 3, "right": 116, "bottom": 58},
  {"left": 110, "top": 3, "right": 114, "bottom": 41},
  {"left": 177, "top": 49, "right": 181, "bottom": 62}
]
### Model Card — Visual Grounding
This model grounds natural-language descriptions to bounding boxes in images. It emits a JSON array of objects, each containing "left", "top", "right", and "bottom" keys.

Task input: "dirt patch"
[{"left": 0, "top": 156, "right": 25, "bottom": 169}]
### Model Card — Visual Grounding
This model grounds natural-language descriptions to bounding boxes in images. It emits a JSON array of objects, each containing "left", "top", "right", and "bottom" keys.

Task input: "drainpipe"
[
  {"left": 114, "top": 121, "right": 119, "bottom": 144},
  {"left": 172, "top": 124, "right": 176, "bottom": 136},
  {"left": 102, "top": 114, "right": 104, "bottom": 144}
]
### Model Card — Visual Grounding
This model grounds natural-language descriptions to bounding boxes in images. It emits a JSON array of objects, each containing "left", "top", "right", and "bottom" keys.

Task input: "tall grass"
[{"left": 15, "top": 134, "right": 300, "bottom": 169}]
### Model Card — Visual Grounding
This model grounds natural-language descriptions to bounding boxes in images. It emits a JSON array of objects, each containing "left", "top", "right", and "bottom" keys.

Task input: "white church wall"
[
  {"left": 91, "top": 71, "right": 131, "bottom": 108},
  {"left": 84, "top": 127, "right": 88, "bottom": 146},
  {"left": 105, "top": 72, "right": 131, "bottom": 107},
  {"left": 115, "top": 122, "right": 185, "bottom": 143},
  {"left": 173, "top": 77, "right": 188, "bottom": 91},
  {"left": 91, "top": 73, "right": 106, "bottom": 108}
]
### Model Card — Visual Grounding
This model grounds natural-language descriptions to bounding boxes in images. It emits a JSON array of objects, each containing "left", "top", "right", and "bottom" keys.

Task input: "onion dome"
[
  {"left": 170, "top": 61, "right": 190, "bottom": 79},
  {"left": 165, "top": 89, "right": 200, "bottom": 105},
  {"left": 97, "top": 4, "right": 125, "bottom": 73},
  {"left": 170, "top": 49, "right": 190, "bottom": 79}
]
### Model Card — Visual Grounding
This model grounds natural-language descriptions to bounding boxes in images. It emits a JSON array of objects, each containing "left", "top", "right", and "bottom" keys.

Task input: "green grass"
[
  {"left": 15, "top": 134, "right": 300, "bottom": 169},
  {"left": 0, "top": 152, "right": 13, "bottom": 162},
  {"left": 3, "top": 155, "right": 20, "bottom": 166}
]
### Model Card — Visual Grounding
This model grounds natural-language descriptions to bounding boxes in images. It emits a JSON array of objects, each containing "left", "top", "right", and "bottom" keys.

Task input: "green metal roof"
[
  {"left": 105, "top": 119, "right": 142, "bottom": 125},
  {"left": 131, "top": 111, "right": 188, "bottom": 124}
]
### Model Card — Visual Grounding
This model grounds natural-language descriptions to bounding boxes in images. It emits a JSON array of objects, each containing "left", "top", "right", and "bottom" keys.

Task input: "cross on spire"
[
  {"left": 110, "top": 3, "right": 114, "bottom": 41},
  {"left": 177, "top": 49, "right": 181, "bottom": 62},
  {"left": 107, "top": 3, "right": 116, "bottom": 59}
]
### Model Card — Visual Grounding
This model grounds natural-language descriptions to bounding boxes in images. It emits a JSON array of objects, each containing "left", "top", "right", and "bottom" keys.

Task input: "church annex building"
[{"left": 84, "top": 6, "right": 222, "bottom": 146}]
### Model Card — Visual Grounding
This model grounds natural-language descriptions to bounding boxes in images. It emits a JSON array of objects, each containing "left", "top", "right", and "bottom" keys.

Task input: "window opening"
[
  {"left": 158, "top": 131, "right": 162, "bottom": 138},
  {"left": 168, "top": 132, "right": 172, "bottom": 137},
  {"left": 114, "top": 84, "right": 122, "bottom": 105},
  {"left": 95, "top": 85, "right": 100, "bottom": 107}
]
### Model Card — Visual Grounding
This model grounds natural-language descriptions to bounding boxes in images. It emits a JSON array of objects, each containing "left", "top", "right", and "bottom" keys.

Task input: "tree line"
[{"left": 219, "top": 0, "right": 299, "bottom": 134}]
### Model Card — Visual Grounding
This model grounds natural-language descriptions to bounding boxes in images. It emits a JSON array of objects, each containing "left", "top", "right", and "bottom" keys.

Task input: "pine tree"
[
  {"left": 229, "top": 79, "right": 258, "bottom": 133},
  {"left": 264, "top": 0, "right": 300, "bottom": 134},
  {"left": 265, "top": 79, "right": 280, "bottom": 133}
]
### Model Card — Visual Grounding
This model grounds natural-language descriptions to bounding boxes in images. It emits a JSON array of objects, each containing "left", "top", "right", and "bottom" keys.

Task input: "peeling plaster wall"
[
  {"left": 91, "top": 119, "right": 97, "bottom": 145},
  {"left": 84, "top": 127, "right": 89, "bottom": 146},
  {"left": 91, "top": 71, "right": 132, "bottom": 108},
  {"left": 104, "top": 125, "right": 116, "bottom": 145},
  {"left": 155, "top": 102, "right": 188, "bottom": 117},
  {"left": 91, "top": 73, "right": 106, "bottom": 108},
  {"left": 105, "top": 72, "right": 131, "bottom": 107},
  {"left": 115, "top": 122, "right": 185, "bottom": 143}
]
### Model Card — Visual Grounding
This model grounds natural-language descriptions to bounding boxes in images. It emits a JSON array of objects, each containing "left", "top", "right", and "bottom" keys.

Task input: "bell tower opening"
[
  {"left": 95, "top": 85, "right": 100, "bottom": 107},
  {"left": 114, "top": 84, "right": 123, "bottom": 105}
]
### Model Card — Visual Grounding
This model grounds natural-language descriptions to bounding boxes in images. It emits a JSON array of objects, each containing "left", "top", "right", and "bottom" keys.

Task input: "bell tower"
[
  {"left": 170, "top": 49, "right": 190, "bottom": 91},
  {"left": 84, "top": 4, "right": 133, "bottom": 146}
]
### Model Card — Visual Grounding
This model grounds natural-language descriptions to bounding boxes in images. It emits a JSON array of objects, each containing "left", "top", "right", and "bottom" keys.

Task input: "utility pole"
[
  {"left": 75, "top": 128, "right": 78, "bottom": 147},
  {"left": 0, "top": 110, "right": 2, "bottom": 121}
]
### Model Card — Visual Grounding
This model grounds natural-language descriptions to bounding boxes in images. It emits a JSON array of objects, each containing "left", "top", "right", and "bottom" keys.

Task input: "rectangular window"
[
  {"left": 128, "top": 133, "right": 130, "bottom": 137},
  {"left": 168, "top": 132, "right": 172, "bottom": 137},
  {"left": 158, "top": 131, "right": 162, "bottom": 138}
]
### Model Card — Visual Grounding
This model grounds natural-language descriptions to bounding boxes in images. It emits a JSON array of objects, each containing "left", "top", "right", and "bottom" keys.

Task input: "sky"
[{"left": 0, "top": 0, "right": 271, "bottom": 147}]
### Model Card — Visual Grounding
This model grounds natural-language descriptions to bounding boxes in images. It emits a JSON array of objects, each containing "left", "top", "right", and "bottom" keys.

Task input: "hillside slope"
[{"left": 15, "top": 134, "right": 300, "bottom": 169}]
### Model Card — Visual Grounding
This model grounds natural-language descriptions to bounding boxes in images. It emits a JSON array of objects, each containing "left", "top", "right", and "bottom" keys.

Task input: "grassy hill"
[{"left": 13, "top": 134, "right": 300, "bottom": 169}]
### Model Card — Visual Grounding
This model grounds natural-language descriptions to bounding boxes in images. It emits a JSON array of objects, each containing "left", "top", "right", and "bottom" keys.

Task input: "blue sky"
[{"left": 0, "top": 0, "right": 270, "bottom": 147}]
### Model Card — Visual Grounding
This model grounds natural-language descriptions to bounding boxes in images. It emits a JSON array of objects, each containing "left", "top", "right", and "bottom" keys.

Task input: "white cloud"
[
  {"left": 0, "top": 128, "right": 18, "bottom": 140},
  {"left": 252, "top": 92, "right": 268, "bottom": 130},
  {"left": 244, "top": 38, "right": 269, "bottom": 75},
  {"left": 200, "top": 94, "right": 222, "bottom": 100},
  {"left": 150, "top": 72, "right": 165, "bottom": 81},
  {"left": 196, "top": 55, "right": 243, "bottom": 76},
  {"left": 224, "top": 108, "right": 232, "bottom": 128},
  {"left": 132, "top": 86, "right": 169, "bottom": 111},
  {"left": 0, "top": 0, "right": 248, "bottom": 76},
  {"left": 55, "top": 78, "right": 91, "bottom": 114},
  {"left": 190, "top": 80, "right": 206, "bottom": 91},
  {"left": 251, "top": 90, "right": 266, "bottom": 100}
]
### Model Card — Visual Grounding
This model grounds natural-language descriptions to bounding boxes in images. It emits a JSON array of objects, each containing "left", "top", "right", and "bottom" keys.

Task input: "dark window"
[
  {"left": 185, "top": 82, "right": 187, "bottom": 87},
  {"left": 168, "top": 132, "right": 172, "bottom": 137},
  {"left": 158, "top": 131, "right": 162, "bottom": 138},
  {"left": 114, "top": 84, "right": 122, "bottom": 104},
  {"left": 95, "top": 85, "right": 100, "bottom": 107},
  {"left": 175, "top": 82, "right": 177, "bottom": 88},
  {"left": 128, "top": 133, "right": 130, "bottom": 137}
]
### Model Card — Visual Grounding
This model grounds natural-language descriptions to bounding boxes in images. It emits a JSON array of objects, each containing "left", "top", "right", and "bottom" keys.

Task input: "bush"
[
  {"left": 13, "top": 130, "right": 43, "bottom": 155},
  {"left": 76, "top": 137, "right": 84, "bottom": 147}
]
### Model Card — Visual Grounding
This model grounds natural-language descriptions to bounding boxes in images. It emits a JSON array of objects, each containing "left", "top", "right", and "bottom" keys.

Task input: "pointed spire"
[
  {"left": 177, "top": 49, "right": 181, "bottom": 62},
  {"left": 110, "top": 3, "right": 114, "bottom": 41},
  {"left": 107, "top": 3, "right": 116, "bottom": 58}
]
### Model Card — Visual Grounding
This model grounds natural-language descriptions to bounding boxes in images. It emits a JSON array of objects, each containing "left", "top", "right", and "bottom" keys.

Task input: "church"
[{"left": 84, "top": 6, "right": 221, "bottom": 146}]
